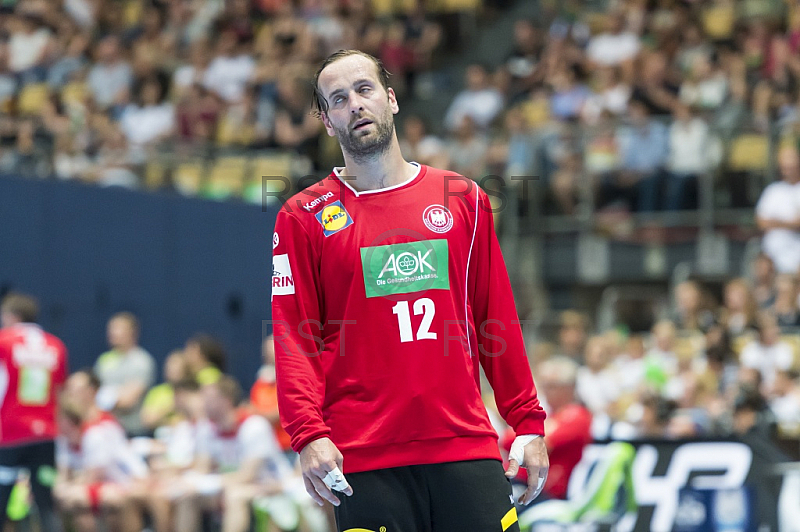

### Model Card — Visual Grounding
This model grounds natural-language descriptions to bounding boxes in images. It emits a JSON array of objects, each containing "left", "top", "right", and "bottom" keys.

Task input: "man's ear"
[
  {"left": 320, "top": 112, "right": 336, "bottom": 137},
  {"left": 387, "top": 87, "right": 400, "bottom": 115}
]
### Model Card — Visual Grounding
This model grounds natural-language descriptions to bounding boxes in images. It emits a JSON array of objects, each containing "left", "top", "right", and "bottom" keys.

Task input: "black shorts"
[
  {"left": 0, "top": 440, "right": 57, "bottom": 527},
  {"left": 334, "top": 458, "right": 520, "bottom": 532}
]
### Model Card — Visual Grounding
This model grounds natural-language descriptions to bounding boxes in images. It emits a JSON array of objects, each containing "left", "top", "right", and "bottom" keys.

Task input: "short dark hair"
[
  {"left": 188, "top": 333, "right": 227, "bottom": 371},
  {"left": 73, "top": 368, "right": 102, "bottom": 392},
  {"left": 212, "top": 375, "right": 242, "bottom": 406},
  {"left": 311, "top": 49, "right": 391, "bottom": 119},
  {"left": 110, "top": 311, "right": 139, "bottom": 334},
  {"left": 0, "top": 293, "right": 39, "bottom": 323}
]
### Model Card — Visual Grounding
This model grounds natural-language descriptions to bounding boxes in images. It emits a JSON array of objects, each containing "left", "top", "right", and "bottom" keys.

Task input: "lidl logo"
[
  {"left": 360, "top": 240, "right": 449, "bottom": 298},
  {"left": 315, "top": 200, "right": 354, "bottom": 237}
]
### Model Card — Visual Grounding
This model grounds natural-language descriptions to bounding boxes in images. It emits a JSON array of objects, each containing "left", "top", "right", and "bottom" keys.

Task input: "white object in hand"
[
  {"left": 509, "top": 434, "right": 540, "bottom": 466},
  {"left": 322, "top": 467, "right": 348, "bottom": 492}
]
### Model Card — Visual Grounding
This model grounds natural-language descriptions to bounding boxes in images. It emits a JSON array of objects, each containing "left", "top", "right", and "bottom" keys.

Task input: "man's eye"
[
  {"left": 360, "top": 87, "right": 371, "bottom": 93},
  {"left": 334, "top": 96, "right": 344, "bottom": 104}
]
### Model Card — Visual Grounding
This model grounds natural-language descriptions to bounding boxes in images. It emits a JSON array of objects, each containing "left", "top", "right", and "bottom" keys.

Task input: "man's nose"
[{"left": 349, "top": 91, "right": 364, "bottom": 113}]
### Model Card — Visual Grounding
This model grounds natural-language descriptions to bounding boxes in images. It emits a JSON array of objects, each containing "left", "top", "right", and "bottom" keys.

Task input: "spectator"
[
  {"left": 665, "top": 103, "right": 714, "bottom": 210},
  {"left": 720, "top": 278, "right": 757, "bottom": 337},
  {"left": 140, "top": 350, "right": 191, "bottom": 433},
  {"left": 547, "top": 64, "right": 591, "bottom": 121},
  {"left": 87, "top": 35, "right": 133, "bottom": 110},
  {"left": 740, "top": 312, "right": 794, "bottom": 391},
  {"left": 585, "top": 12, "right": 640, "bottom": 71},
  {"left": 769, "top": 370, "right": 800, "bottom": 434},
  {"left": 119, "top": 74, "right": 175, "bottom": 148},
  {"left": 679, "top": 54, "right": 728, "bottom": 110},
  {"left": 505, "top": 356, "right": 591, "bottom": 502},
  {"left": 56, "top": 370, "right": 149, "bottom": 532},
  {"left": 671, "top": 279, "right": 715, "bottom": 332},
  {"left": 445, "top": 116, "right": 488, "bottom": 180},
  {"left": 581, "top": 66, "right": 630, "bottom": 124},
  {"left": 576, "top": 336, "right": 619, "bottom": 419},
  {"left": 614, "top": 333, "right": 647, "bottom": 394},
  {"left": 250, "top": 335, "right": 292, "bottom": 453},
  {"left": 183, "top": 333, "right": 225, "bottom": 385},
  {"left": 756, "top": 145, "right": 800, "bottom": 274},
  {"left": 273, "top": 75, "right": 320, "bottom": 159},
  {"left": 752, "top": 253, "right": 777, "bottom": 309},
  {"left": 601, "top": 98, "right": 668, "bottom": 212},
  {"left": 731, "top": 384, "right": 775, "bottom": 439},
  {"left": 504, "top": 19, "right": 543, "bottom": 102},
  {"left": 94, "top": 312, "right": 157, "bottom": 437},
  {"left": 47, "top": 31, "right": 90, "bottom": 88},
  {"left": 174, "top": 376, "right": 294, "bottom": 532},
  {"left": 444, "top": 63, "right": 504, "bottom": 132},
  {"left": 645, "top": 320, "right": 680, "bottom": 388},
  {"left": 772, "top": 274, "right": 800, "bottom": 327},
  {"left": 202, "top": 29, "right": 255, "bottom": 103},
  {"left": 8, "top": 12, "right": 52, "bottom": 81},
  {"left": 398, "top": 115, "right": 448, "bottom": 169},
  {"left": 556, "top": 310, "right": 588, "bottom": 361}
]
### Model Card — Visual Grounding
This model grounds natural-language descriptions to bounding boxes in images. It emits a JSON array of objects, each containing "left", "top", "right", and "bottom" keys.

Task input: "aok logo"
[
  {"left": 378, "top": 249, "right": 434, "bottom": 279},
  {"left": 361, "top": 240, "right": 449, "bottom": 298}
]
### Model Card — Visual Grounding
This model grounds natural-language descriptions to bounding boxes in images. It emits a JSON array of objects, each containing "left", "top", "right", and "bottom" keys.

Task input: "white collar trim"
[{"left": 333, "top": 162, "right": 421, "bottom": 197}]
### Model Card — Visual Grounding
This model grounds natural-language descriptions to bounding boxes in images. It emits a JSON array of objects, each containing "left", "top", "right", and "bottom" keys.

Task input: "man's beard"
[{"left": 334, "top": 108, "right": 395, "bottom": 164}]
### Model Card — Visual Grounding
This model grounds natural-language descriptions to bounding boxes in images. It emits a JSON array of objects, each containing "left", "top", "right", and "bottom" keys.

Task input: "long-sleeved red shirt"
[{"left": 271, "top": 163, "right": 545, "bottom": 473}]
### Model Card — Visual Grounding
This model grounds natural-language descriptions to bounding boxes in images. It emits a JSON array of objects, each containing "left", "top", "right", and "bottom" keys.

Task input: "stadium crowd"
[{"left": 0, "top": 0, "right": 797, "bottom": 211}]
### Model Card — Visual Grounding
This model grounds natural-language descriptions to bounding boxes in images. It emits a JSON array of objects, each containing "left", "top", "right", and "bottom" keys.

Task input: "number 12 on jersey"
[{"left": 392, "top": 298, "right": 437, "bottom": 342}]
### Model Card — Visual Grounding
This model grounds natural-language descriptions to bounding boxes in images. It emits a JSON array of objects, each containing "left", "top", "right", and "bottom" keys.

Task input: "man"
[
  {"left": 173, "top": 376, "right": 295, "bottom": 532},
  {"left": 54, "top": 370, "right": 149, "bottom": 532},
  {"left": 94, "top": 312, "right": 156, "bottom": 436},
  {"left": 272, "top": 49, "right": 548, "bottom": 532},
  {"left": 756, "top": 145, "right": 800, "bottom": 274},
  {"left": 0, "top": 293, "right": 68, "bottom": 531}
]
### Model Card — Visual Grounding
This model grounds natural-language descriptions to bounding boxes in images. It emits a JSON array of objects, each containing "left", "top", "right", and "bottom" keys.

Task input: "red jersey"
[
  {"left": 0, "top": 323, "right": 68, "bottom": 446},
  {"left": 272, "top": 164, "right": 545, "bottom": 473}
]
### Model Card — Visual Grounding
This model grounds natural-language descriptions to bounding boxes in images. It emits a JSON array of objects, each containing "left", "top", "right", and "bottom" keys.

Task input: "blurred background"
[{"left": 2, "top": 0, "right": 800, "bottom": 530}]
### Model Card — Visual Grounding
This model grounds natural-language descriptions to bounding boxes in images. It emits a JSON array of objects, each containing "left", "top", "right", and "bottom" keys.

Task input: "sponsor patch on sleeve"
[{"left": 272, "top": 254, "right": 295, "bottom": 297}]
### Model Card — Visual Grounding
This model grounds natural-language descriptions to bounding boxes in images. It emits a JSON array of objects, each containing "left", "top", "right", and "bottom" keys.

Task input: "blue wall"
[{"left": 0, "top": 176, "right": 276, "bottom": 388}]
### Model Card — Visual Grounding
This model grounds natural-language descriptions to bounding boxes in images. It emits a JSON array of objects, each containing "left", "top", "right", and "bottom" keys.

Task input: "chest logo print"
[
  {"left": 422, "top": 205, "right": 453, "bottom": 234},
  {"left": 316, "top": 200, "right": 354, "bottom": 237},
  {"left": 360, "top": 240, "right": 449, "bottom": 298}
]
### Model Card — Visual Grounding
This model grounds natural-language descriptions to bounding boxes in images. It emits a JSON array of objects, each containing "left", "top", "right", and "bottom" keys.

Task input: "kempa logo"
[
  {"left": 303, "top": 191, "right": 334, "bottom": 211},
  {"left": 361, "top": 240, "right": 449, "bottom": 298}
]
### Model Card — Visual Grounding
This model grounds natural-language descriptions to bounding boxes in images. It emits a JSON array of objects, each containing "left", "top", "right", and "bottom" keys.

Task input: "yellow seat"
[
  {"left": 61, "top": 82, "right": 88, "bottom": 108},
  {"left": 204, "top": 156, "right": 249, "bottom": 200},
  {"left": 431, "top": 0, "right": 480, "bottom": 12},
  {"left": 172, "top": 161, "right": 206, "bottom": 196},
  {"left": 780, "top": 334, "right": 800, "bottom": 370},
  {"left": 733, "top": 333, "right": 754, "bottom": 356},
  {"left": 728, "top": 134, "right": 769, "bottom": 171},
  {"left": 17, "top": 83, "right": 49, "bottom": 115},
  {"left": 702, "top": 6, "right": 735, "bottom": 40},
  {"left": 245, "top": 154, "right": 293, "bottom": 205},
  {"left": 144, "top": 160, "right": 168, "bottom": 190}
]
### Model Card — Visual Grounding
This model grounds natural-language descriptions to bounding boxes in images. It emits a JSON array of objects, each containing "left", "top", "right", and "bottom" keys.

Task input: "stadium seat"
[
  {"left": 172, "top": 161, "right": 206, "bottom": 196},
  {"left": 17, "top": 83, "right": 49, "bottom": 115},
  {"left": 245, "top": 154, "right": 293, "bottom": 205},
  {"left": 204, "top": 156, "right": 249, "bottom": 200},
  {"left": 702, "top": 5, "right": 735, "bottom": 40},
  {"left": 728, "top": 135, "right": 769, "bottom": 172},
  {"left": 144, "top": 160, "right": 169, "bottom": 190},
  {"left": 779, "top": 334, "right": 800, "bottom": 370},
  {"left": 60, "top": 82, "right": 88, "bottom": 108}
]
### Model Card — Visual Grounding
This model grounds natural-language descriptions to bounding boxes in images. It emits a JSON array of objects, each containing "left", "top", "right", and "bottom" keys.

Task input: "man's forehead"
[{"left": 319, "top": 55, "right": 380, "bottom": 94}]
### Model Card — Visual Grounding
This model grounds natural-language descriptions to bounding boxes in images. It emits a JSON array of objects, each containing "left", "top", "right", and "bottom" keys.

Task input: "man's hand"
[
  {"left": 298, "top": 437, "right": 353, "bottom": 507},
  {"left": 505, "top": 435, "right": 549, "bottom": 505}
]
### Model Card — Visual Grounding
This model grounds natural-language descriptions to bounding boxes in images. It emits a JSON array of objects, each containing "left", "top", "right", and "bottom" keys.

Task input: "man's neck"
[{"left": 340, "top": 142, "right": 417, "bottom": 192}]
